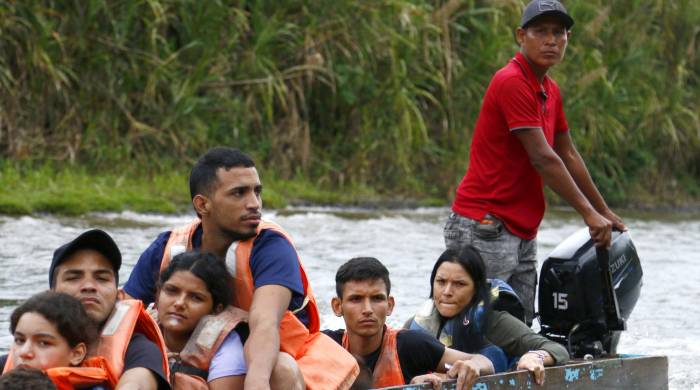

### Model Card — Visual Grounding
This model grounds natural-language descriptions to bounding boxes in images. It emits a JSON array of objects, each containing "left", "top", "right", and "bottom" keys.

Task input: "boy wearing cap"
[
  {"left": 445, "top": 0, "right": 626, "bottom": 324},
  {"left": 0, "top": 230, "right": 170, "bottom": 389}
]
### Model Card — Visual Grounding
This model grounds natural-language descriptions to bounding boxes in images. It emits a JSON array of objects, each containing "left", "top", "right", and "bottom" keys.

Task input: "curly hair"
[
  {"left": 9, "top": 291, "right": 98, "bottom": 349},
  {"left": 0, "top": 367, "right": 56, "bottom": 389}
]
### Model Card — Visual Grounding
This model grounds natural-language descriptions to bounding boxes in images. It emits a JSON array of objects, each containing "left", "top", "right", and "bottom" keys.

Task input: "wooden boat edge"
[{"left": 376, "top": 354, "right": 669, "bottom": 390}]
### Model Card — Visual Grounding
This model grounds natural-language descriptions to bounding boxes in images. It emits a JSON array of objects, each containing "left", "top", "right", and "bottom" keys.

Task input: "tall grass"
[{"left": 0, "top": 0, "right": 698, "bottom": 207}]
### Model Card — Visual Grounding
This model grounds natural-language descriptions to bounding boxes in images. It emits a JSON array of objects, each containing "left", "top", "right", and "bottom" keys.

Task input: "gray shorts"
[{"left": 443, "top": 212, "right": 537, "bottom": 324}]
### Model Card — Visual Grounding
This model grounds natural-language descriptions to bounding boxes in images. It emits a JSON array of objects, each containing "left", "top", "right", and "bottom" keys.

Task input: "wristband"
[{"left": 526, "top": 350, "right": 547, "bottom": 364}]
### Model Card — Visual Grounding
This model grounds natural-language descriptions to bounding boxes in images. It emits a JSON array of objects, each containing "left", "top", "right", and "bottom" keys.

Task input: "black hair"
[
  {"left": 429, "top": 246, "right": 492, "bottom": 353},
  {"left": 189, "top": 147, "right": 255, "bottom": 201},
  {"left": 158, "top": 251, "right": 234, "bottom": 310},
  {"left": 9, "top": 291, "right": 99, "bottom": 349},
  {"left": 335, "top": 257, "right": 391, "bottom": 298},
  {"left": 0, "top": 367, "right": 57, "bottom": 389}
]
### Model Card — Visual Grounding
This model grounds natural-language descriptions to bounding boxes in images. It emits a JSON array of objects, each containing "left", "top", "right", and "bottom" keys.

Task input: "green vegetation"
[
  {"left": 0, "top": 163, "right": 186, "bottom": 215},
  {"left": 1, "top": 0, "right": 698, "bottom": 215},
  {"left": 0, "top": 162, "right": 390, "bottom": 214}
]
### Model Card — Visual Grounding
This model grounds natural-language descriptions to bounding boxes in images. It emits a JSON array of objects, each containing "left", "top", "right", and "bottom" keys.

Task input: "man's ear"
[
  {"left": 69, "top": 342, "right": 87, "bottom": 366},
  {"left": 331, "top": 296, "right": 343, "bottom": 317},
  {"left": 192, "top": 194, "right": 210, "bottom": 217},
  {"left": 515, "top": 27, "right": 525, "bottom": 45},
  {"left": 387, "top": 295, "right": 395, "bottom": 317}
]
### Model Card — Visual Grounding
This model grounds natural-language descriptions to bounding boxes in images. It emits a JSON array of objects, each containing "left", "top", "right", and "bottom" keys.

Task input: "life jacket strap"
[{"left": 171, "top": 362, "right": 208, "bottom": 381}]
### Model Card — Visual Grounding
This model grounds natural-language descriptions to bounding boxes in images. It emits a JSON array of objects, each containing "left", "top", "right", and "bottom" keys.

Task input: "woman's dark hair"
[
  {"left": 429, "top": 246, "right": 492, "bottom": 353},
  {"left": 158, "top": 251, "right": 234, "bottom": 310},
  {"left": 9, "top": 291, "right": 98, "bottom": 348}
]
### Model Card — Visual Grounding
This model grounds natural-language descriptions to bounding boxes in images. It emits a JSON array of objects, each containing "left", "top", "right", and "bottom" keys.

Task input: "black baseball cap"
[
  {"left": 49, "top": 229, "right": 122, "bottom": 288},
  {"left": 521, "top": 0, "right": 574, "bottom": 30}
]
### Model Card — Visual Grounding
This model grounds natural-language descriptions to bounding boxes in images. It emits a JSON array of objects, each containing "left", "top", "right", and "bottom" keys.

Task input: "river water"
[{"left": 1, "top": 207, "right": 698, "bottom": 388}]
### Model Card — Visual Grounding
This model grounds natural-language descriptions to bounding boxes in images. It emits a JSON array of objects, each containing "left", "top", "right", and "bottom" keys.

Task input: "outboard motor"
[{"left": 538, "top": 228, "right": 642, "bottom": 358}]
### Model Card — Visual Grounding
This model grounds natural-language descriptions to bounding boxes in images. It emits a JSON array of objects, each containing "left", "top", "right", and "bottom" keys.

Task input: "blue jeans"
[
  {"left": 444, "top": 212, "right": 538, "bottom": 325},
  {"left": 479, "top": 344, "right": 509, "bottom": 373}
]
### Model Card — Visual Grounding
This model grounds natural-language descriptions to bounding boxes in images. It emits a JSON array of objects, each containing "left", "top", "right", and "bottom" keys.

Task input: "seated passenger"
[
  {"left": 2, "top": 291, "right": 113, "bottom": 388},
  {"left": 124, "top": 147, "right": 358, "bottom": 389},
  {"left": 156, "top": 251, "right": 247, "bottom": 389},
  {"left": 0, "top": 229, "right": 170, "bottom": 389},
  {"left": 323, "top": 257, "right": 494, "bottom": 390},
  {"left": 406, "top": 246, "right": 569, "bottom": 385}
]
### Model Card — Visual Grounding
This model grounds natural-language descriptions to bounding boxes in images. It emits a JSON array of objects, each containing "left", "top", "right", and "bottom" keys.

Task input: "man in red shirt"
[{"left": 446, "top": 0, "right": 625, "bottom": 324}]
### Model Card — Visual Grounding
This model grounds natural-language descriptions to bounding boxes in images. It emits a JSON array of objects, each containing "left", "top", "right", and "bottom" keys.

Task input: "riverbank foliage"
[
  {"left": 0, "top": 162, "right": 386, "bottom": 214},
  {"left": 1, "top": 0, "right": 699, "bottom": 214}
]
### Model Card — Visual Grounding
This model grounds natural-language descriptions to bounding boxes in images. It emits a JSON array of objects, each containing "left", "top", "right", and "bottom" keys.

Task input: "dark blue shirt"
[{"left": 123, "top": 225, "right": 309, "bottom": 326}]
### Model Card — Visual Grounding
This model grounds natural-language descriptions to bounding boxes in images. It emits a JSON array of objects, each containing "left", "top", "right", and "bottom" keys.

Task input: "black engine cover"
[{"left": 539, "top": 228, "right": 643, "bottom": 356}]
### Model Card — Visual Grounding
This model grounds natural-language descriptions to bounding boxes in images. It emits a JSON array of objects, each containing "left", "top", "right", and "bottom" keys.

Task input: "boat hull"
[{"left": 377, "top": 355, "right": 668, "bottom": 390}]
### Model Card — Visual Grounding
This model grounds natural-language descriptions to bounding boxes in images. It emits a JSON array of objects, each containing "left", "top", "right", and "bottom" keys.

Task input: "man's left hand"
[{"left": 601, "top": 209, "right": 626, "bottom": 232}]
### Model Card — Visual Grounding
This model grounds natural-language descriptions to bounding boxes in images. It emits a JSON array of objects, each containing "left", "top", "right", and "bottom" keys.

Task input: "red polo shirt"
[{"left": 452, "top": 52, "right": 569, "bottom": 240}]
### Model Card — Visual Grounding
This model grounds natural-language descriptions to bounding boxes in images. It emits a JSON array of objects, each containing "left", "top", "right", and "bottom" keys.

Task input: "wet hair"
[
  {"left": 0, "top": 367, "right": 57, "bottom": 389},
  {"left": 158, "top": 251, "right": 233, "bottom": 310},
  {"left": 9, "top": 291, "right": 99, "bottom": 349},
  {"left": 189, "top": 147, "right": 255, "bottom": 201},
  {"left": 335, "top": 257, "right": 391, "bottom": 298},
  {"left": 429, "top": 246, "right": 492, "bottom": 353}
]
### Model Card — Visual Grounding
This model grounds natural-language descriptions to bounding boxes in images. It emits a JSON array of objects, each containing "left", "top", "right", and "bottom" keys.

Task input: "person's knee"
[{"left": 270, "top": 352, "right": 305, "bottom": 390}]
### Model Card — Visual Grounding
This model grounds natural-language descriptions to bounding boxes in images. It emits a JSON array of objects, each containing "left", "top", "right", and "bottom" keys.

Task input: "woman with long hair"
[{"left": 406, "top": 246, "right": 568, "bottom": 384}]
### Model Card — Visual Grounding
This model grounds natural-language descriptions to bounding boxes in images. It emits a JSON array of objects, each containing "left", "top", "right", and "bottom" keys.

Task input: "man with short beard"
[{"left": 123, "top": 147, "right": 358, "bottom": 390}]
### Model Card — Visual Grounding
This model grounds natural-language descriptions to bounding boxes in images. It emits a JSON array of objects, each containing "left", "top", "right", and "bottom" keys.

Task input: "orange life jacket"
[
  {"left": 169, "top": 306, "right": 249, "bottom": 390},
  {"left": 2, "top": 299, "right": 168, "bottom": 389},
  {"left": 161, "top": 219, "right": 359, "bottom": 390},
  {"left": 342, "top": 326, "right": 405, "bottom": 388},
  {"left": 2, "top": 356, "right": 117, "bottom": 390},
  {"left": 160, "top": 219, "right": 321, "bottom": 334},
  {"left": 45, "top": 356, "right": 119, "bottom": 390}
]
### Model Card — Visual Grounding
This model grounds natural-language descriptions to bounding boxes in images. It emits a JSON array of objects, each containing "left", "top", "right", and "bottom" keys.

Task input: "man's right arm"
[
  {"left": 513, "top": 129, "right": 613, "bottom": 247},
  {"left": 432, "top": 348, "right": 493, "bottom": 390},
  {"left": 244, "top": 284, "right": 292, "bottom": 390},
  {"left": 122, "top": 231, "right": 171, "bottom": 304},
  {"left": 116, "top": 367, "right": 159, "bottom": 390},
  {"left": 437, "top": 348, "right": 494, "bottom": 376}
]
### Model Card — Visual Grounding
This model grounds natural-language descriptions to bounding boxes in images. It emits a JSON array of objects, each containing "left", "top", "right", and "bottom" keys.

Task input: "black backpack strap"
[{"left": 170, "top": 361, "right": 209, "bottom": 381}]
